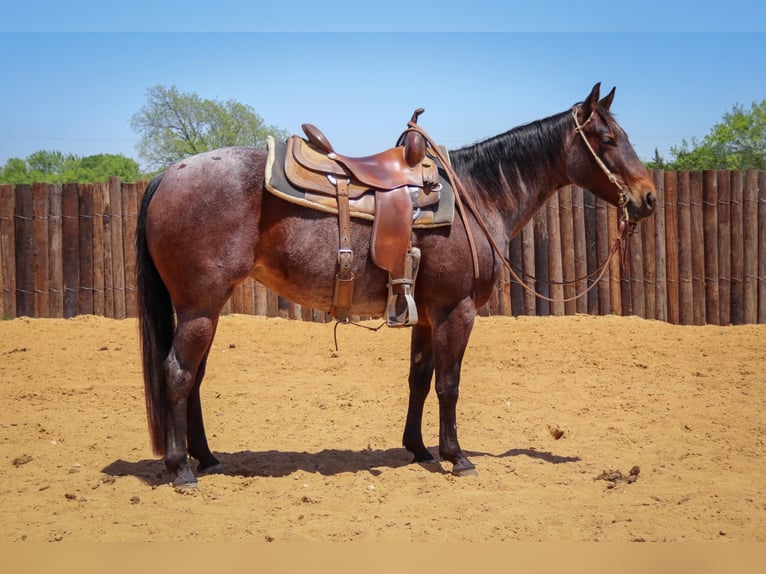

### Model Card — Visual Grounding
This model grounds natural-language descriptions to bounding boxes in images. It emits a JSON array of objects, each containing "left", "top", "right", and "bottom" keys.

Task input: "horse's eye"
[{"left": 601, "top": 135, "right": 617, "bottom": 146}]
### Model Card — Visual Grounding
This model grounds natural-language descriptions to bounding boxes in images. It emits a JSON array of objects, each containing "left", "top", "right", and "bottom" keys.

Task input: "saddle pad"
[{"left": 265, "top": 136, "right": 455, "bottom": 228}]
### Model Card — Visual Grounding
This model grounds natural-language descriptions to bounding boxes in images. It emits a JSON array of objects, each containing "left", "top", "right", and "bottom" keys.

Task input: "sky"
[{"left": 1, "top": 1, "right": 765, "bottom": 170}]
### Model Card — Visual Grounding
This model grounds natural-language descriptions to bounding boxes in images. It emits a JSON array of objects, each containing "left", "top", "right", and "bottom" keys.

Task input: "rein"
[{"left": 406, "top": 107, "right": 635, "bottom": 305}]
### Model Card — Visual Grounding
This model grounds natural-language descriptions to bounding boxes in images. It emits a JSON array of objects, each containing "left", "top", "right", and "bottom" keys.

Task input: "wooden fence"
[{"left": 1, "top": 171, "right": 764, "bottom": 325}]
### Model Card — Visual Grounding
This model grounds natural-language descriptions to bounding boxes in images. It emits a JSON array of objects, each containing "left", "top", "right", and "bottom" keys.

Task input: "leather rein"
[{"left": 406, "top": 104, "right": 636, "bottom": 305}]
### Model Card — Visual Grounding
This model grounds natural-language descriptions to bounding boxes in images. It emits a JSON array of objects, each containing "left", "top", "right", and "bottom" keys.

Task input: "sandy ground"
[{"left": 0, "top": 313, "right": 764, "bottom": 542}]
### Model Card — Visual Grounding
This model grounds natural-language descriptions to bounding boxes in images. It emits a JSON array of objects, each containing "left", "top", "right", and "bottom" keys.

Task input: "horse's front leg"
[
  {"left": 433, "top": 298, "right": 477, "bottom": 476},
  {"left": 403, "top": 324, "right": 435, "bottom": 463}
]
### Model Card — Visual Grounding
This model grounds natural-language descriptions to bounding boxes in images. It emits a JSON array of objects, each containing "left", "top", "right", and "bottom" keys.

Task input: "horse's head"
[{"left": 566, "top": 83, "right": 656, "bottom": 224}]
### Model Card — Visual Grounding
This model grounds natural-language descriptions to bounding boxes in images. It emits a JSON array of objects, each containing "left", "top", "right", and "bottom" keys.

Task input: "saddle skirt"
[{"left": 265, "top": 136, "right": 455, "bottom": 228}]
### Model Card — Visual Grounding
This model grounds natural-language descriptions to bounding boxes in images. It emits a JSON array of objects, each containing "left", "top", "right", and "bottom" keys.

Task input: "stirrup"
[
  {"left": 386, "top": 279, "right": 418, "bottom": 327},
  {"left": 385, "top": 247, "right": 420, "bottom": 327}
]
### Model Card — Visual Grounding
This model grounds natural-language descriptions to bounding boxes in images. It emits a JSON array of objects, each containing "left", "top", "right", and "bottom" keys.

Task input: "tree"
[
  {"left": 130, "top": 85, "right": 288, "bottom": 169},
  {"left": 0, "top": 152, "right": 139, "bottom": 184},
  {"left": 666, "top": 100, "right": 766, "bottom": 170}
]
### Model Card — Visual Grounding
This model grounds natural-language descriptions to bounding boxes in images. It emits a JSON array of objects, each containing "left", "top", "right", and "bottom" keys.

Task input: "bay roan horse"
[{"left": 136, "top": 83, "right": 656, "bottom": 487}]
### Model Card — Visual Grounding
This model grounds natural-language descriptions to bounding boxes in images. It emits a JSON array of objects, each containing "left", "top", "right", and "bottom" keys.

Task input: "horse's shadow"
[{"left": 102, "top": 447, "right": 580, "bottom": 487}]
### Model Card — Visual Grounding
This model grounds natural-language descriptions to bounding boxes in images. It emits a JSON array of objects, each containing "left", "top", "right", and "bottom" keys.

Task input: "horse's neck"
[{"left": 450, "top": 113, "right": 572, "bottom": 240}]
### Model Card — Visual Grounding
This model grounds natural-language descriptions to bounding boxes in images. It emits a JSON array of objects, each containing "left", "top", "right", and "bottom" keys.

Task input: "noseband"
[{"left": 572, "top": 106, "right": 634, "bottom": 228}]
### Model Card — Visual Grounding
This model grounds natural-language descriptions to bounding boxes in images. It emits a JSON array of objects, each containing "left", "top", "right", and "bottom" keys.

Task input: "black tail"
[{"left": 135, "top": 173, "right": 173, "bottom": 456}]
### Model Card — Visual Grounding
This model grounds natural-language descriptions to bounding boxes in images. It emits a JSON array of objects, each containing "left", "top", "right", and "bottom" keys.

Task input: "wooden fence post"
[
  {"left": 108, "top": 176, "right": 126, "bottom": 319},
  {"left": 14, "top": 185, "right": 34, "bottom": 317},
  {"left": 664, "top": 171, "right": 679, "bottom": 324},
  {"left": 595, "top": 193, "right": 610, "bottom": 315},
  {"left": 702, "top": 171, "right": 719, "bottom": 325},
  {"left": 521, "top": 218, "right": 536, "bottom": 315},
  {"left": 759, "top": 172, "right": 766, "bottom": 324},
  {"left": 48, "top": 184, "right": 64, "bottom": 318},
  {"left": 652, "top": 170, "right": 667, "bottom": 322},
  {"left": 122, "top": 182, "right": 139, "bottom": 317},
  {"left": 533, "top": 208, "right": 550, "bottom": 316},
  {"left": 717, "top": 170, "right": 732, "bottom": 325},
  {"left": 78, "top": 184, "right": 94, "bottom": 315},
  {"left": 546, "top": 193, "right": 564, "bottom": 315},
  {"left": 0, "top": 184, "right": 15, "bottom": 318},
  {"left": 689, "top": 171, "right": 706, "bottom": 325},
  {"left": 91, "top": 182, "right": 106, "bottom": 316},
  {"left": 676, "top": 171, "right": 693, "bottom": 325},
  {"left": 62, "top": 183, "right": 79, "bottom": 318},
  {"left": 32, "top": 183, "right": 51, "bottom": 318},
  {"left": 729, "top": 171, "right": 744, "bottom": 325},
  {"left": 558, "top": 186, "right": 577, "bottom": 315},
  {"left": 743, "top": 171, "right": 759, "bottom": 324}
]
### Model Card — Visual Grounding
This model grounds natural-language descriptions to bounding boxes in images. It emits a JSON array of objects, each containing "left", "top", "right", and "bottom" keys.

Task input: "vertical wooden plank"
[
  {"left": 759, "top": 172, "right": 766, "bottom": 324},
  {"left": 109, "top": 176, "right": 126, "bottom": 319},
  {"left": 628, "top": 219, "right": 645, "bottom": 318},
  {"left": 664, "top": 171, "right": 680, "bottom": 324},
  {"left": 571, "top": 186, "right": 588, "bottom": 314},
  {"left": 32, "top": 183, "right": 50, "bottom": 317},
  {"left": 742, "top": 170, "right": 758, "bottom": 324},
  {"left": 241, "top": 277, "right": 255, "bottom": 316},
  {"left": 595, "top": 194, "right": 610, "bottom": 315},
  {"left": 521, "top": 218, "right": 536, "bottom": 316},
  {"left": 533, "top": 208, "right": 550, "bottom": 316},
  {"left": 122, "top": 182, "right": 139, "bottom": 318},
  {"left": 0, "top": 184, "right": 15, "bottom": 318},
  {"left": 717, "top": 170, "right": 731, "bottom": 325},
  {"left": 48, "top": 184, "right": 64, "bottom": 318},
  {"left": 78, "top": 184, "right": 94, "bottom": 315},
  {"left": 546, "top": 193, "right": 564, "bottom": 316},
  {"left": 91, "top": 182, "right": 106, "bottom": 317},
  {"left": 652, "top": 170, "right": 668, "bottom": 322},
  {"left": 62, "top": 183, "right": 80, "bottom": 318},
  {"left": 582, "top": 188, "right": 598, "bottom": 315},
  {"left": 607, "top": 205, "right": 622, "bottom": 316},
  {"left": 254, "top": 281, "right": 268, "bottom": 316},
  {"left": 14, "top": 185, "right": 34, "bottom": 317},
  {"left": 729, "top": 170, "right": 744, "bottom": 325},
  {"left": 508, "top": 233, "right": 524, "bottom": 316},
  {"left": 676, "top": 171, "right": 693, "bottom": 325},
  {"left": 266, "top": 289, "right": 279, "bottom": 318},
  {"left": 558, "top": 187, "right": 576, "bottom": 315},
  {"left": 101, "top": 182, "right": 114, "bottom": 318},
  {"left": 640, "top": 194, "right": 657, "bottom": 321},
  {"left": 702, "top": 171, "right": 719, "bottom": 325},
  {"left": 689, "top": 171, "right": 706, "bottom": 325}
]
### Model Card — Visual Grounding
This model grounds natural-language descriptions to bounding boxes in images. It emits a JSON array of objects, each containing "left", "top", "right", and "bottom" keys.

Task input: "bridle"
[{"left": 571, "top": 105, "right": 635, "bottom": 229}]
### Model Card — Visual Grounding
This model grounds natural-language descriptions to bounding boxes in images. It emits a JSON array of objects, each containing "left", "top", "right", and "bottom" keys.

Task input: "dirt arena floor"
[{"left": 1, "top": 313, "right": 764, "bottom": 542}]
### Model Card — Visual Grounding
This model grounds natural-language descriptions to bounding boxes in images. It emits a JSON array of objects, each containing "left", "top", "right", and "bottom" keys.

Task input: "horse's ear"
[
  {"left": 599, "top": 86, "right": 616, "bottom": 111},
  {"left": 577, "top": 82, "right": 601, "bottom": 124}
]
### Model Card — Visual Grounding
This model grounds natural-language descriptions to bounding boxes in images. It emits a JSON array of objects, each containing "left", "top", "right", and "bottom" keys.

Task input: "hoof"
[
  {"left": 173, "top": 466, "right": 199, "bottom": 489},
  {"left": 452, "top": 461, "right": 478, "bottom": 477}
]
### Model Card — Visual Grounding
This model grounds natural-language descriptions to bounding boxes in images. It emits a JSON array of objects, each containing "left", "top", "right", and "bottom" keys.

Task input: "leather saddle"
[{"left": 282, "top": 109, "right": 441, "bottom": 326}]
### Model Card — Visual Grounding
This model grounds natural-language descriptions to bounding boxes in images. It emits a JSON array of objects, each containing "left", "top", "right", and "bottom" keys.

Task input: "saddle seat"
[{"left": 283, "top": 109, "right": 439, "bottom": 327}]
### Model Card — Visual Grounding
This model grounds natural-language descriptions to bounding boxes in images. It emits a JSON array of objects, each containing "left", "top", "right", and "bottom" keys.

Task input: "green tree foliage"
[
  {"left": 130, "top": 85, "right": 288, "bottom": 169},
  {"left": 664, "top": 100, "right": 766, "bottom": 170},
  {"left": 0, "top": 151, "right": 140, "bottom": 184}
]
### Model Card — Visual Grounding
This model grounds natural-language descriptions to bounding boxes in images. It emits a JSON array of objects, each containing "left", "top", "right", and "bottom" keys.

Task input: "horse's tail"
[{"left": 135, "top": 172, "right": 173, "bottom": 456}]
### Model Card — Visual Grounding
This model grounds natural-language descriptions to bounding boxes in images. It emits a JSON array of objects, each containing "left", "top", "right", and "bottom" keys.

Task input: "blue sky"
[{"left": 1, "top": 2, "right": 765, "bottom": 169}]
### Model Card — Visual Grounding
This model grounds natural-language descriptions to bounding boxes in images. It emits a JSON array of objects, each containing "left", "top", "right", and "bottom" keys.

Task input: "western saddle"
[{"left": 284, "top": 109, "right": 441, "bottom": 326}]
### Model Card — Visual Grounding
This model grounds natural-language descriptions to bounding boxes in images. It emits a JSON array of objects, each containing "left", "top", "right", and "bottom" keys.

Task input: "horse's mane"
[{"left": 448, "top": 109, "right": 574, "bottom": 209}]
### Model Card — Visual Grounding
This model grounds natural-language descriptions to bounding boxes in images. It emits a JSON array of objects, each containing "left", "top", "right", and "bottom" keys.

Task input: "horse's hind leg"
[
  {"left": 163, "top": 314, "right": 219, "bottom": 487},
  {"left": 187, "top": 349, "right": 222, "bottom": 474}
]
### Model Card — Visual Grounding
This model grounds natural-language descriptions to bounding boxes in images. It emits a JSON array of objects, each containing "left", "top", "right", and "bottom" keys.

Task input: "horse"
[{"left": 135, "top": 83, "right": 656, "bottom": 487}]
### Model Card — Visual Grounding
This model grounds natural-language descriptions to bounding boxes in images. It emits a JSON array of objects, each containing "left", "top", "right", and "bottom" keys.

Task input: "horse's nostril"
[{"left": 645, "top": 192, "right": 656, "bottom": 210}]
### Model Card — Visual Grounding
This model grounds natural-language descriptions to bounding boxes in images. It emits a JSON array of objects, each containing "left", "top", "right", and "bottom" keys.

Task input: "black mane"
[{"left": 448, "top": 109, "right": 574, "bottom": 203}]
